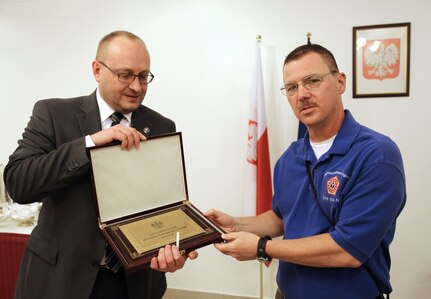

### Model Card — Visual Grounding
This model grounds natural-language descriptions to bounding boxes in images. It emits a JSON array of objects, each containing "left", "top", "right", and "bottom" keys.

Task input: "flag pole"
[
  {"left": 259, "top": 262, "right": 264, "bottom": 299},
  {"left": 307, "top": 32, "right": 312, "bottom": 45},
  {"left": 257, "top": 34, "right": 264, "bottom": 299},
  {"left": 247, "top": 33, "right": 270, "bottom": 298}
]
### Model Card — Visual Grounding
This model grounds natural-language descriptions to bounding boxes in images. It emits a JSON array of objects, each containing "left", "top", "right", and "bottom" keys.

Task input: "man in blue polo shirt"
[{"left": 206, "top": 44, "right": 406, "bottom": 299}]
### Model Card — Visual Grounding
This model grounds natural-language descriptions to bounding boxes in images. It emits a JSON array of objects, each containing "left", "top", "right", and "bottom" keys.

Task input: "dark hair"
[{"left": 283, "top": 44, "right": 339, "bottom": 72}]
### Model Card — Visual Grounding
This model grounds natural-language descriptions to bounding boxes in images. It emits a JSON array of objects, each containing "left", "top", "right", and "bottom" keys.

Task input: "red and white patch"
[{"left": 327, "top": 176, "right": 340, "bottom": 196}]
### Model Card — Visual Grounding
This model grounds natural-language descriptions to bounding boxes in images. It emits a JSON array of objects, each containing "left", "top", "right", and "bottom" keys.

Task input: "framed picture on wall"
[{"left": 352, "top": 22, "right": 411, "bottom": 98}]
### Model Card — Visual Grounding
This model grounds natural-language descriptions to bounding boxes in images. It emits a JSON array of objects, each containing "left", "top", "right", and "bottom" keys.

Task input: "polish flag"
[{"left": 244, "top": 39, "right": 272, "bottom": 217}]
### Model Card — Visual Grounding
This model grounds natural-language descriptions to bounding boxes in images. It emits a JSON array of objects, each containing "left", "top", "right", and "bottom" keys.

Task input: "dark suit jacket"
[{"left": 4, "top": 91, "right": 176, "bottom": 299}]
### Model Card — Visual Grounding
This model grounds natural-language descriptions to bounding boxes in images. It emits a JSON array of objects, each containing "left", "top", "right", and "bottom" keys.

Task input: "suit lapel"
[
  {"left": 77, "top": 91, "right": 102, "bottom": 136},
  {"left": 76, "top": 95, "right": 154, "bottom": 138},
  {"left": 131, "top": 106, "right": 153, "bottom": 137}
]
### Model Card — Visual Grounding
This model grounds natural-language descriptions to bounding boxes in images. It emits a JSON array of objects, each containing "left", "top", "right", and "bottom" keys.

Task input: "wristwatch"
[{"left": 257, "top": 235, "right": 272, "bottom": 263}]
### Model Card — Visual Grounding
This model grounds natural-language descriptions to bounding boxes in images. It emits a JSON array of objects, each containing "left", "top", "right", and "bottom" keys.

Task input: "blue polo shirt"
[{"left": 272, "top": 110, "right": 406, "bottom": 299}]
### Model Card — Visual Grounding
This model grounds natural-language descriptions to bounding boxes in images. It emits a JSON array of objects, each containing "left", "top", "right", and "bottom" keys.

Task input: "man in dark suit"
[{"left": 4, "top": 30, "right": 197, "bottom": 299}]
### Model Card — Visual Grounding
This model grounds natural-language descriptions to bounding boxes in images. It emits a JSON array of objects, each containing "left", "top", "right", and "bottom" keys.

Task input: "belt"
[{"left": 98, "top": 265, "right": 111, "bottom": 272}]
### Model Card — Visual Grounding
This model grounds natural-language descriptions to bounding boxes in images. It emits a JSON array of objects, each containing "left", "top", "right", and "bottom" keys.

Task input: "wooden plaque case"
[{"left": 87, "top": 132, "right": 223, "bottom": 273}]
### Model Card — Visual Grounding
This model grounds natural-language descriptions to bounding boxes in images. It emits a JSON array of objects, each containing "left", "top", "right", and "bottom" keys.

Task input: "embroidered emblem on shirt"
[{"left": 327, "top": 176, "right": 340, "bottom": 196}]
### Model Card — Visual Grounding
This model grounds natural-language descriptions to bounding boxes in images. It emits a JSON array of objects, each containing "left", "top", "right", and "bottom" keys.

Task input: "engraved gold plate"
[{"left": 117, "top": 208, "right": 206, "bottom": 256}]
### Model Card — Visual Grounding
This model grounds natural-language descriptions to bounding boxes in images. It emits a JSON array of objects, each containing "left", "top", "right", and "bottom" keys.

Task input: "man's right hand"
[
  {"left": 90, "top": 125, "right": 146, "bottom": 150},
  {"left": 205, "top": 209, "right": 237, "bottom": 233}
]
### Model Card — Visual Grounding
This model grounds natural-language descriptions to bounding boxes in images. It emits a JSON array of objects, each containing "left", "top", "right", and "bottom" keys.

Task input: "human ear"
[
  {"left": 92, "top": 61, "right": 102, "bottom": 82},
  {"left": 337, "top": 72, "right": 347, "bottom": 94}
]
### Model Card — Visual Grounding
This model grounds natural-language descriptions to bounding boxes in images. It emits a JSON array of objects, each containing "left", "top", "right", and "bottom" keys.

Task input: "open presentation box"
[{"left": 87, "top": 132, "right": 223, "bottom": 273}]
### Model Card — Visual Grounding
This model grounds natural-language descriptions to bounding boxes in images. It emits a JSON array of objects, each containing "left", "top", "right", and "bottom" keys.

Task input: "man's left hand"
[{"left": 214, "top": 232, "right": 260, "bottom": 261}]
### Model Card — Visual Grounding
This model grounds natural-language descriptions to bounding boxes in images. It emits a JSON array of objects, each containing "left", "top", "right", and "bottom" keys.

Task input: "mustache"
[{"left": 298, "top": 101, "right": 316, "bottom": 111}]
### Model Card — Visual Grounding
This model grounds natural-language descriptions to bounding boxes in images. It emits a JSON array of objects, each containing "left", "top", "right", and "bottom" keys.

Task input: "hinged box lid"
[{"left": 88, "top": 132, "right": 188, "bottom": 224}]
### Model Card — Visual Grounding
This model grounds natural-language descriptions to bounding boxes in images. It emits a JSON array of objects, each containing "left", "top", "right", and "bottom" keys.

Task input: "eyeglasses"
[
  {"left": 280, "top": 71, "right": 338, "bottom": 97},
  {"left": 98, "top": 61, "right": 154, "bottom": 84}
]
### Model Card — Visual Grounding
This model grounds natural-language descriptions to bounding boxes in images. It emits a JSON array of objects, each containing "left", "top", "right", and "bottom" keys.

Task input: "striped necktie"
[
  {"left": 104, "top": 245, "right": 122, "bottom": 273},
  {"left": 110, "top": 112, "right": 123, "bottom": 127}
]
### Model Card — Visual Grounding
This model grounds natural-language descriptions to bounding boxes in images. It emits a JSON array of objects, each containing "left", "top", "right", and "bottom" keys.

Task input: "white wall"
[{"left": 0, "top": 0, "right": 429, "bottom": 298}]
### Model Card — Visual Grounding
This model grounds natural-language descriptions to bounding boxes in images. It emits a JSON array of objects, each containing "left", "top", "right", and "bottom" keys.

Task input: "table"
[
  {"left": 0, "top": 219, "right": 32, "bottom": 299},
  {"left": 0, "top": 217, "right": 35, "bottom": 234},
  {"left": 0, "top": 202, "right": 38, "bottom": 298}
]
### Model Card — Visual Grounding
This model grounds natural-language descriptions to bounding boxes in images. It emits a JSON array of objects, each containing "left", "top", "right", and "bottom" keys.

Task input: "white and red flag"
[{"left": 244, "top": 39, "right": 272, "bottom": 217}]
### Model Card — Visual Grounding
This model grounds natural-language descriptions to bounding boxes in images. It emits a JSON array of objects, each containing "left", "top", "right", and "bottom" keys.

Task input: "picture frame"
[{"left": 352, "top": 23, "right": 411, "bottom": 98}]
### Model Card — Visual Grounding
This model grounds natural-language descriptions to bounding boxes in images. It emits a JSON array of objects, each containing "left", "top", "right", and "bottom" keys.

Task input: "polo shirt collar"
[{"left": 297, "top": 110, "right": 361, "bottom": 161}]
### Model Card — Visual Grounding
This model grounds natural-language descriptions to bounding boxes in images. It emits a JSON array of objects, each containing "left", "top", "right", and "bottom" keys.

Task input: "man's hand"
[
  {"left": 204, "top": 209, "right": 237, "bottom": 233},
  {"left": 150, "top": 245, "right": 198, "bottom": 273},
  {"left": 214, "top": 232, "right": 260, "bottom": 261},
  {"left": 90, "top": 125, "right": 146, "bottom": 150}
]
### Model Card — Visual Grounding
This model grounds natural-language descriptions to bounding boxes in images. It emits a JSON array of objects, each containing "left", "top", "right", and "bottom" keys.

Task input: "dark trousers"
[{"left": 89, "top": 267, "right": 128, "bottom": 299}]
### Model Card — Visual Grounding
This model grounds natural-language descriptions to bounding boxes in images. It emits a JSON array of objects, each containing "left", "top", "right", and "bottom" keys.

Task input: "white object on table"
[{"left": 0, "top": 203, "right": 39, "bottom": 235}]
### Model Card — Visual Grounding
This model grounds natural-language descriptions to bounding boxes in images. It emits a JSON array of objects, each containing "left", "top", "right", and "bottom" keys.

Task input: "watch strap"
[{"left": 257, "top": 235, "right": 272, "bottom": 263}]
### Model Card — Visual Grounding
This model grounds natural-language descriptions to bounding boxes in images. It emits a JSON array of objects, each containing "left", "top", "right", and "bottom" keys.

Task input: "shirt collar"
[
  {"left": 330, "top": 110, "right": 361, "bottom": 156},
  {"left": 297, "top": 110, "right": 361, "bottom": 161}
]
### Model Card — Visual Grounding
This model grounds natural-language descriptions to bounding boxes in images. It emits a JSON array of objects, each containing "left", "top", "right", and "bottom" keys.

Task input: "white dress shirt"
[{"left": 85, "top": 89, "right": 132, "bottom": 147}]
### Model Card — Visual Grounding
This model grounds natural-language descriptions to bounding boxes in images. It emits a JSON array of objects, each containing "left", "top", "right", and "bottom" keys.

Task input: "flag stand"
[{"left": 259, "top": 262, "right": 264, "bottom": 299}]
